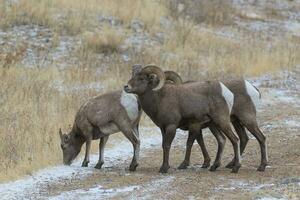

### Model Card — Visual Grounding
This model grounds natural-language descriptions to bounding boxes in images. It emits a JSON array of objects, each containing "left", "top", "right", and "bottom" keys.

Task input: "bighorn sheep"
[
  {"left": 124, "top": 65, "right": 241, "bottom": 173},
  {"left": 59, "top": 90, "right": 142, "bottom": 171},
  {"left": 165, "top": 71, "right": 267, "bottom": 172}
]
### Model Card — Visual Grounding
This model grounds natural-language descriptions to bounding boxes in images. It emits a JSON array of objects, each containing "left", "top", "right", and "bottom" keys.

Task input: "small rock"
[
  {"left": 154, "top": 32, "right": 165, "bottom": 44},
  {"left": 98, "top": 15, "right": 122, "bottom": 26},
  {"left": 130, "top": 19, "right": 144, "bottom": 32},
  {"left": 160, "top": 17, "right": 173, "bottom": 29},
  {"left": 281, "top": 177, "right": 300, "bottom": 185},
  {"left": 122, "top": 54, "right": 131, "bottom": 62},
  {"left": 29, "top": 31, "right": 37, "bottom": 38}
]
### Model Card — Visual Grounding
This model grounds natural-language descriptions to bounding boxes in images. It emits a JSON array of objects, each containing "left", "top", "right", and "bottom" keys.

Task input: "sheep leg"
[
  {"left": 178, "top": 129, "right": 211, "bottom": 169},
  {"left": 226, "top": 120, "right": 249, "bottom": 169},
  {"left": 196, "top": 131, "right": 211, "bottom": 168},
  {"left": 160, "top": 124, "right": 176, "bottom": 173},
  {"left": 95, "top": 136, "right": 109, "bottom": 169},
  {"left": 133, "top": 123, "right": 140, "bottom": 138},
  {"left": 82, "top": 139, "right": 91, "bottom": 167},
  {"left": 178, "top": 130, "right": 197, "bottom": 169},
  {"left": 215, "top": 121, "right": 241, "bottom": 173},
  {"left": 115, "top": 117, "right": 140, "bottom": 172},
  {"left": 209, "top": 124, "right": 226, "bottom": 171},
  {"left": 243, "top": 121, "right": 268, "bottom": 171}
]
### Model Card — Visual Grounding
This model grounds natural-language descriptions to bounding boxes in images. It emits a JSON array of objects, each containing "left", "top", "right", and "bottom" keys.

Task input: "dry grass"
[
  {"left": 1, "top": 41, "right": 299, "bottom": 182},
  {"left": 0, "top": 0, "right": 300, "bottom": 183},
  {"left": 0, "top": 66, "right": 104, "bottom": 182},
  {"left": 167, "top": 0, "right": 235, "bottom": 25},
  {"left": 0, "top": 0, "right": 53, "bottom": 28},
  {"left": 162, "top": 21, "right": 300, "bottom": 79},
  {"left": 82, "top": 26, "right": 125, "bottom": 55},
  {"left": 0, "top": 0, "right": 168, "bottom": 35},
  {"left": 0, "top": 53, "right": 142, "bottom": 182}
]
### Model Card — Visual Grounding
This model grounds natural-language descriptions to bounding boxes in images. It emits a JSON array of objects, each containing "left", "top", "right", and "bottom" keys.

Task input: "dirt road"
[{"left": 1, "top": 69, "right": 300, "bottom": 200}]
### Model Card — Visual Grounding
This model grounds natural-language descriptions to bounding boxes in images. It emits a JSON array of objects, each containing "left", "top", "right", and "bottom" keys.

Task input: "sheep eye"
[{"left": 63, "top": 136, "right": 69, "bottom": 143}]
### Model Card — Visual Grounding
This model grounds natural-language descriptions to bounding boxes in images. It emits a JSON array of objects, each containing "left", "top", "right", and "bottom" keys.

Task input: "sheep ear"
[
  {"left": 59, "top": 128, "right": 63, "bottom": 140},
  {"left": 65, "top": 134, "right": 70, "bottom": 142},
  {"left": 132, "top": 64, "right": 142, "bottom": 76}
]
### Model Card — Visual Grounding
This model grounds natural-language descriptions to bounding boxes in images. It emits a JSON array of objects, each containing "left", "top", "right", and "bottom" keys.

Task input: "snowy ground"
[
  {"left": 0, "top": 127, "right": 164, "bottom": 200},
  {"left": 1, "top": 68, "right": 300, "bottom": 199}
]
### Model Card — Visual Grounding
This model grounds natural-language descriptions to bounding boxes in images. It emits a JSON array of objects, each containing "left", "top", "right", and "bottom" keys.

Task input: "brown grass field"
[{"left": 0, "top": 0, "right": 300, "bottom": 185}]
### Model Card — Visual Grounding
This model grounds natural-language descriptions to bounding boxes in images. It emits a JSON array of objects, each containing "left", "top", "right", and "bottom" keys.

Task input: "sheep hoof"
[
  {"left": 81, "top": 160, "right": 89, "bottom": 167},
  {"left": 159, "top": 165, "right": 170, "bottom": 173},
  {"left": 257, "top": 164, "right": 267, "bottom": 172},
  {"left": 231, "top": 165, "right": 241, "bottom": 173},
  {"left": 94, "top": 162, "right": 104, "bottom": 169},
  {"left": 225, "top": 160, "right": 235, "bottom": 169},
  {"left": 201, "top": 162, "right": 210, "bottom": 168},
  {"left": 129, "top": 163, "right": 138, "bottom": 171},
  {"left": 209, "top": 163, "right": 220, "bottom": 171},
  {"left": 178, "top": 161, "right": 189, "bottom": 169}
]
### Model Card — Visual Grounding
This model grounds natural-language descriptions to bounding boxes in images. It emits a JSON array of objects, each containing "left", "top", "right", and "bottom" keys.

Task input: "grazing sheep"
[{"left": 59, "top": 90, "right": 142, "bottom": 171}]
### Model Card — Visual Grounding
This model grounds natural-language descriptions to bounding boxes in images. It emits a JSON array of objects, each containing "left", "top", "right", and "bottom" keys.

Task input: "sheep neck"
[{"left": 138, "top": 89, "right": 160, "bottom": 124}]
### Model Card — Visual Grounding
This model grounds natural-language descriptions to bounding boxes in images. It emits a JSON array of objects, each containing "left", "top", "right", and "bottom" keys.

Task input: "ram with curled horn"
[
  {"left": 125, "top": 64, "right": 242, "bottom": 173},
  {"left": 164, "top": 71, "right": 183, "bottom": 85},
  {"left": 164, "top": 70, "right": 268, "bottom": 172}
]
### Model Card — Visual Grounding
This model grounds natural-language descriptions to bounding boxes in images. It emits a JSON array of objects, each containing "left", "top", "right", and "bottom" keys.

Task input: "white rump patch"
[
  {"left": 120, "top": 90, "right": 139, "bottom": 122},
  {"left": 245, "top": 80, "right": 260, "bottom": 110},
  {"left": 220, "top": 82, "right": 234, "bottom": 113}
]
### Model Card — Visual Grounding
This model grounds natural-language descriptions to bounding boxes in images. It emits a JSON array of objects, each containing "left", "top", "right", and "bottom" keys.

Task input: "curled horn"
[
  {"left": 164, "top": 71, "right": 183, "bottom": 85},
  {"left": 142, "top": 64, "right": 166, "bottom": 91},
  {"left": 59, "top": 128, "right": 63, "bottom": 140}
]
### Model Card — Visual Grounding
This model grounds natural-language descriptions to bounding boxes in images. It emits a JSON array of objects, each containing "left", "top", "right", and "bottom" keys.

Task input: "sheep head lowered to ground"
[
  {"left": 59, "top": 128, "right": 84, "bottom": 165},
  {"left": 59, "top": 90, "right": 141, "bottom": 171},
  {"left": 125, "top": 65, "right": 241, "bottom": 173}
]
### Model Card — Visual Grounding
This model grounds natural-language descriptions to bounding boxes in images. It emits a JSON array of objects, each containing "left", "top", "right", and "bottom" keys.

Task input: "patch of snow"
[
  {"left": 130, "top": 19, "right": 144, "bottom": 33},
  {"left": 0, "top": 25, "right": 81, "bottom": 68},
  {"left": 258, "top": 88, "right": 299, "bottom": 109},
  {"left": 284, "top": 21, "right": 300, "bottom": 37},
  {"left": 262, "top": 118, "right": 300, "bottom": 132},
  {"left": 272, "top": 90, "right": 296, "bottom": 103},
  {"left": 0, "top": 164, "right": 94, "bottom": 200},
  {"left": 257, "top": 197, "right": 287, "bottom": 200},
  {"left": 284, "top": 119, "right": 300, "bottom": 128},
  {"left": 215, "top": 179, "right": 275, "bottom": 192},
  {"left": 240, "top": 10, "right": 264, "bottom": 20},
  {"left": 49, "top": 185, "right": 140, "bottom": 200},
  {"left": 51, "top": 81, "right": 104, "bottom": 94},
  {"left": 50, "top": 175, "right": 175, "bottom": 200},
  {"left": 0, "top": 127, "right": 162, "bottom": 200},
  {"left": 137, "top": 176, "right": 175, "bottom": 200}
]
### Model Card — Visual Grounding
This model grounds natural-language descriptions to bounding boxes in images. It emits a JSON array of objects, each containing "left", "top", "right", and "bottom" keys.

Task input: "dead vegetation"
[
  {"left": 0, "top": 66, "right": 101, "bottom": 181},
  {"left": 82, "top": 26, "right": 125, "bottom": 55},
  {"left": 0, "top": 0, "right": 168, "bottom": 35},
  {"left": 0, "top": 0, "right": 300, "bottom": 182},
  {"left": 167, "top": 0, "right": 236, "bottom": 25}
]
